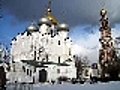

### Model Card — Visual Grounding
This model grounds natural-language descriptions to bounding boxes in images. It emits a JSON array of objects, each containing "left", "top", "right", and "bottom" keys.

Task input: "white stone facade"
[
  {"left": 11, "top": 23, "right": 73, "bottom": 63},
  {"left": 8, "top": 13, "right": 77, "bottom": 83}
]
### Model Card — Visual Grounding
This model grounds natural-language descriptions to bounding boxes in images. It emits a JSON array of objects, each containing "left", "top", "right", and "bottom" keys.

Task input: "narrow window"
[
  {"left": 22, "top": 66, "right": 25, "bottom": 72},
  {"left": 69, "top": 48, "right": 71, "bottom": 55},
  {"left": 27, "top": 69, "right": 29, "bottom": 75},
  {"left": 57, "top": 69, "right": 60, "bottom": 74},
  {"left": 37, "top": 57, "right": 39, "bottom": 60},
  {"left": 58, "top": 40, "right": 60, "bottom": 45},
  {"left": 30, "top": 70, "right": 32, "bottom": 76},
  {"left": 58, "top": 56, "right": 60, "bottom": 63},
  {"left": 50, "top": 30, "right": 53, "bottom": 35},
  {"left": 13, "top": 65, "right": 15, "bottom": 72}
]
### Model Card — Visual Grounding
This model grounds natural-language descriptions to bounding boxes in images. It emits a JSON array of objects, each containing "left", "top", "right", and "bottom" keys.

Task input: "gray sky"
[{"left": 2, "top": 0, "right": 120, "bottom": 27}]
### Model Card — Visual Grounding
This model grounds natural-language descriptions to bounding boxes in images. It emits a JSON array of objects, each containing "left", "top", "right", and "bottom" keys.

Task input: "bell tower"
[{"left": 99, "top": 0, "right": 116, "bottom": 78}]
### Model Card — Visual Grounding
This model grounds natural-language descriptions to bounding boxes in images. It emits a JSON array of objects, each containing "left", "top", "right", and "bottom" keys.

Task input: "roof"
[
  {"left": 21, "top": 60, "right": 70, "bottom": 67},
  {"left": 21, "top": 60, "right": 48, "bottom": 68}
]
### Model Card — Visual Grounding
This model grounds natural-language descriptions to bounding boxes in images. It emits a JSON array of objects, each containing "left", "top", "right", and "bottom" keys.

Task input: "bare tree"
[
  {"left": 74, "top": 55, "right": 90, "bottom": 79},
  {"left": 0, "top": 43, "right": 10, "bottom": 63}
]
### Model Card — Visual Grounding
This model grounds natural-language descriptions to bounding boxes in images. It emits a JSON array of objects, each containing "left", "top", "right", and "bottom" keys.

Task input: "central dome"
[{"left": 45, "top": 8, "right": 57, "bottom": 25}]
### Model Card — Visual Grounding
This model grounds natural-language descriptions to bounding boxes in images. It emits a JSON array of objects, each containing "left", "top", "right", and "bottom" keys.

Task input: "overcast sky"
[
  {"left": 1, "top": 0, "right": 120, "bottom": 63},
  {"left": 2, "top": 0, "right": 120, "bottom": 26}
]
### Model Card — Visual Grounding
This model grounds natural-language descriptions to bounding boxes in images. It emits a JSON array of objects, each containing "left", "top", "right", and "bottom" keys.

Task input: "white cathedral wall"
[
  {"left": 47, "top": 34, "right": 72, "bottom": 63},
  {"left": 58, "top": 31, "right": 68, "bottom": 39},
  {"left": 9, "top": 24, "right": 77, "bottom": 83},
  {"left": 39, "top": 24, "right": 49, "bottom": 34},
  {"left": 11, "top": 23, "right": 74, "bottom": 63},
  {"left": 12, "top": 33, "right": 30, "bottom": 61},
  {"left": 55, "top": 65, "right": 76, "bottom": 79}
]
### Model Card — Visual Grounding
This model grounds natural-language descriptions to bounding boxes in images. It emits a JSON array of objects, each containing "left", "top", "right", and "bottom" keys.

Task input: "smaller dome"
[
  {"left": 38, "top": 17, "right": 51, "bottom": 26},
  {"left": 26, "top": 22, "right": 39, "bottom": 32},
  {"left": 57, "top": 23, "right": 69, "bottom": 31}
]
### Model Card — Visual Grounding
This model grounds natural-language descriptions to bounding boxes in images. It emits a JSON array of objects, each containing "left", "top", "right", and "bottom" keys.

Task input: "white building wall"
[{"left": 9, "top": 20, "right": 77, "bottom": 83}]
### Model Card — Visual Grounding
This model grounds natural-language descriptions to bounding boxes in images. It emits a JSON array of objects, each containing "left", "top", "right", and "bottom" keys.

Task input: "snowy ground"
[
  {"left": 33, "top": 82, "right": 120, "bottom": 90},
  {"left": 6, "top": 81, "right": 120, "bottom": 90}
]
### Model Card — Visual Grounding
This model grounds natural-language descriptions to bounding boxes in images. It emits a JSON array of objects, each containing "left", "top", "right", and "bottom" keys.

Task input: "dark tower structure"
[{"left": 99, "top": 5, "right": 118, "bottom": 80}]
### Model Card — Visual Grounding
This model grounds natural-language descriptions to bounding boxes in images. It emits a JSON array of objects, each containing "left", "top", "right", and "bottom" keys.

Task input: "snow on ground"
[
  {"left": 33, "top": 82, "right": 120, "bottom": 90},
  {"left": 6, "top": 81, "right": 120, "bottom": 90}
]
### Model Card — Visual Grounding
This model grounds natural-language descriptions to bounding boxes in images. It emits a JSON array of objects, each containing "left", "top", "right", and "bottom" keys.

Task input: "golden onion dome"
[
  {"left": 26, "top": 22, "right": 38, "bottom": 32},
  {"left": 45, "top": 8, "right": 58, "bottom": 25},
  {"left": 100, "top": 8, "right": 107, "bottom": 16},
  {"left": 57, "top": 23, "right": 69, "bottom": 31}
]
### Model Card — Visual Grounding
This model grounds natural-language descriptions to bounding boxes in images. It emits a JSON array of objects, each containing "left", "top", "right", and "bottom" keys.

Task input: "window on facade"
[
  {"left": 37, "top": 57, "right": 39, "bottom": 60},
  {"left": 58, "top": 56, "right": 60, "bottom": 63},
  {"left": 34, "top": 50, "right": 36, "bottom": 60},
  {"left": 31, "top": 54, "right": 34, "bottom": 57},
  {"left": 46, "top": 54, "right": 49, "bottom": 62},
  {"left": 50, "top": 30, "right": 53, "bottom": 35},
  {"left": 30, "top": 70, "right": 32, "bottom": 76},
  {"left": 34, "top": 68, "right": 36, "bottom": 73},
  {"left": 57, "top": 69, "right": 60, "bottom": 74},
  {"left": 69, "top": 48, "right": 71, "bottom": 56},
  {"left": 66, "top": 69, "right": 68, "bottom": 73},
  {"left": 85, "top": 70, "right": 89, "bottom": 76},
  {"left": 58, "top": 40, "right": 60, "bottom": 45},
  {"left": 27, "top": 69, "right": 29, "bottom": 75},
  {"left": 22, "top": 66, "right": 25, "bottom": 72},
  {"left": 13, "top": 65, "right": 15, "bottom": 72}
]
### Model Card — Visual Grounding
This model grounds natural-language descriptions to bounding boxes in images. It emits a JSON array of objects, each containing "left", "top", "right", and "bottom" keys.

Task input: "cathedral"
[{"left": 7, "top": 1, "right": 76, "bottom": 83}]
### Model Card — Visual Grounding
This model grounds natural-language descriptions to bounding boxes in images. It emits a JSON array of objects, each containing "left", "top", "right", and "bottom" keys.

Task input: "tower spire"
[
  {"left": 46, "top": 0, "right": 52, "bottom": 13},
  {"left": 101, "top": 0, "right": 105, "bottom": 9},
  {"left": 31, "top": 14, "right": 36, "bottom": 23},
  {"left": 62, "top": 11, "right": 66, "bottom": 23},
  {"left": 44, "top": 0, "right": 57, "bottom": 25},
  {"left": 100, "top": 0, "right": 107, "bottom": 18}
]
